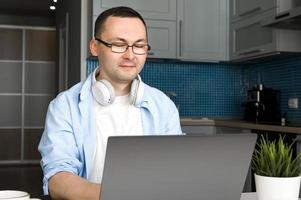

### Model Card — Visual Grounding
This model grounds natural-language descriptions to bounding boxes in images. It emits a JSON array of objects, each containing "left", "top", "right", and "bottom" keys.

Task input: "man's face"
[{"left": 92, "top": 16, "right": 148, "bottom": 85}]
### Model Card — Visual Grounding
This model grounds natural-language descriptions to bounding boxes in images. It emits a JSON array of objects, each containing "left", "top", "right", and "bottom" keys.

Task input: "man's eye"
[
  {"left": 134, "top": 44, "right": 147, "bottom": 48},
  {"left": 112, "top": 43, "right": 127, "bottom": 47}
]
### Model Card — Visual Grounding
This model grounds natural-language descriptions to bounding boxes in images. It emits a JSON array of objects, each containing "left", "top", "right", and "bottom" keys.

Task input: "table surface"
[
  {"left": 240, "top": 193, "right": 258, "bottom": 200},
  {"left": 241, "top": 192, "right": 301, "bottom": 200},
  {"left": 42, "top": 193, "right": 301, "bottom": 200},
  {"left": 180, "top": 118, "right": 301, "bottom": 134}
]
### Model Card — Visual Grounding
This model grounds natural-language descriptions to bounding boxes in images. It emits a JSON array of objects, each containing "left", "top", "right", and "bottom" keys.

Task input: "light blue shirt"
[{"left": 38, "top": 73, "right": 182, "bottom": 194}]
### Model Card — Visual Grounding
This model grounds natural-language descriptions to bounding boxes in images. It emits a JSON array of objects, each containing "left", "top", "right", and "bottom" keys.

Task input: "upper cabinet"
[
  {"left": 145, "top": 20, "right": 177, "bottom": 59},
  {"left": 93, "top": 0, "right": 177, "bottom": 59},
  {"left": 177, "top": 0, "right": 229, "bottom": 61},
  {"left": 93, "top": 0, "right": 176, "bottom": 20},
  {"left": 92, "top": 0, "right": 229, "bottom": 62},
  {"left": 230, "top": 10, "right": 301, "bottom": 60},
  {"left": 229, "top": 0, "right": 301, "bottom": 61},
  {"left": 230, "top": 0, "right": 274, "bottom": 22},
  {"left": 260, "top": 0, "right": 301, "bottom": 28}
]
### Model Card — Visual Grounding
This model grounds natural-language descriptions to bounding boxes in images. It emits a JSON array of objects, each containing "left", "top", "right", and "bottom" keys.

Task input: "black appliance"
[{"left": 242, "top": 84, "right": 281, "bottom": 123}]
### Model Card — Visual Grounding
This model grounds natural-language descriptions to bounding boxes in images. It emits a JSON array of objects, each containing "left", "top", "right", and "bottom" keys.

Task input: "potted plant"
[{"left": 251, "top": 135, "right": 301, "bottom": 200}]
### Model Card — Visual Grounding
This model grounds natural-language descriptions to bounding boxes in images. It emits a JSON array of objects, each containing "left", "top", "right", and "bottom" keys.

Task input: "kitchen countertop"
[
  {"left": 180, "top": 118, "right": 301, "bottom": 134},
  {"left": 240, "top": 193, "right": 257, "bottom": 200},
  {"left": 240, "top": 193, "right": 300, "bottom": 200}
]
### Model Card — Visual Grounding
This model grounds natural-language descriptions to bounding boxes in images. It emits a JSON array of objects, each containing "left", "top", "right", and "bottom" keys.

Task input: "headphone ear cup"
[
  {"left": 129, "top": 78, "right": 144, "bottom": 106},
  {"left": 92, "top": 80, "right": 115, "bottom": 106}
]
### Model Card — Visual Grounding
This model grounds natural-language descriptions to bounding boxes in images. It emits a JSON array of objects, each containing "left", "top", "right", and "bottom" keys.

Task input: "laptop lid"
[{"left": 100, "top": 134, "right": 257, "bottom": 200}]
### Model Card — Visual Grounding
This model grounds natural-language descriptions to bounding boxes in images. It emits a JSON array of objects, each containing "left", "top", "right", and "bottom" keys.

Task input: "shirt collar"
[{"left": 79, "top": 71, "right": 94, "bottom": 101}]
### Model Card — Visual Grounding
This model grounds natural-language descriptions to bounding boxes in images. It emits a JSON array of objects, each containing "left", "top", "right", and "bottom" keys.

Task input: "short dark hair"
[{"left": 94, "top": 6, "right": 147, "bottom": 38}]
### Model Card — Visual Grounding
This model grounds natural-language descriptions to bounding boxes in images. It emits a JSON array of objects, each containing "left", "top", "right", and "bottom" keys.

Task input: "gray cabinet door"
[
  {"left": 230, "top": 0, "right": 275, "bottom": 22},
  {"left": 93, "top": 0, "right": 176, "bottom": 20},
  {"left": 230, "top": 12, "right": 275, "bottom": 60},
  {"left": 182, "top": 126, "right": 216, "bottom": 135},
  {"left": 236, "top": 0, "right": 261, "bottom": 16},
  {"left": 92, "top": 0, "right": 177, "bottom": 59},
  {"left": 146, "top": 20, "right": 177, "bottom": 59},
  {"left": 230, "top": 10, "right": 301, "bottom": 60},
  {"left": 215, "top": 126, "right": 251, "bottom": 134},
  {"left": 177, "top": 0, "right": 229, "bottom": 62}
]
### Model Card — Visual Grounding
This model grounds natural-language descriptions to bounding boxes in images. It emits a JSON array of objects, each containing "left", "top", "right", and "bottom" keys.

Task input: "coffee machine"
[{"left": 242, "top": 84, "right": 281, "bottom": 123}]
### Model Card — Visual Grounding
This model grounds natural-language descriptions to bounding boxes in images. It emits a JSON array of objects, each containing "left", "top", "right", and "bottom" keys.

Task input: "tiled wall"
[
  {"left": 87, "top": 58, "right": 245, "bottom": 118},
  {"left": 87, "top": 56, "right": 301, "bottom": 122},
  {"left": 242, "top": 56, "right": 301, "bottom": 123},
  {"left": 140, "top": 61, "right": 244, "bottom": 118}
]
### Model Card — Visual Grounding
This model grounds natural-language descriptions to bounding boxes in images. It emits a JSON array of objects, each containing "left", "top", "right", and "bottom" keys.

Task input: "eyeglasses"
[{"left": 95, "top": 38, "right": 151, "bottom": 55}]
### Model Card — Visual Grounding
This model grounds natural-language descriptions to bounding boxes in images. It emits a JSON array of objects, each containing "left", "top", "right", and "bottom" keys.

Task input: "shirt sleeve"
[
  {"left": 38, "top": 93, "right": 83, "bottom": 195},
  {"left": 165, "top": 97, "right": 183, "bottom": 135}
]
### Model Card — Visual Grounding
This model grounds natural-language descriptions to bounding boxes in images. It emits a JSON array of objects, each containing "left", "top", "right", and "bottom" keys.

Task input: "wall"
[
  {"left": 141, "top": 61, "right": 244, "bottom": 118},
  {"left": 243, "top": 56, "right": 301, "bottom": 124},
  {"left": 87, "top": 56, "right": 301, "bottom": 123},
  {"left": 87, "top": 58, "right": 245, "bottom": 118}
]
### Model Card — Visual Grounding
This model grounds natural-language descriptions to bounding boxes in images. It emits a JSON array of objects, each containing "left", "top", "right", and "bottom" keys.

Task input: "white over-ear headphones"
[{"left": 91, "top": 67, "right": 145, "bottom": 107}]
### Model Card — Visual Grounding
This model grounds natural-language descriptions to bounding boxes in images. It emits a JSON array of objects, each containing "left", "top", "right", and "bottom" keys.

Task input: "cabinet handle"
[
  {"left": 275, "top": 12, "right": 290, "bottom": 20},
  {"left": 148, "top": 52, "right": 155, "bottom": 56},
  {"left": 239, "top": 49, "right": 262, "bottom": 56},
  {"left": 179, "top": 20, "right": 183, "bottom": 57},
  {"left": 238, "top": 7, "right": 261, "bottom": 17}
]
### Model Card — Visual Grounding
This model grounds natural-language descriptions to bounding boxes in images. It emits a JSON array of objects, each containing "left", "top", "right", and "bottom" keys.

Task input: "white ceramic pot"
[{"left": 255, "top": 174, "right": 301, "bottom": 200}]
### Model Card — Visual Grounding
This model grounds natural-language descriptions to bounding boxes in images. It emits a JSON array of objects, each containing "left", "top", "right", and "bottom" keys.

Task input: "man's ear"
[{"left": 90, "top": 39, "right": 98, "bottom": 57}]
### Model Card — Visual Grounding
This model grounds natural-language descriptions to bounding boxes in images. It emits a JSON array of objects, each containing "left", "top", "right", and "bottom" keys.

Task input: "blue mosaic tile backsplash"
[
  {"left": 140, "top": 61, "right": 244, "bottom": 118},
  {"left": 87, "top": 58, "right": 245, "bottom": 118},
  {"left": 242, "top": 56, "right": 301, "bottom": 123},
  {"left": 87, "top": 56, "right": 301, "bottom": 123}
]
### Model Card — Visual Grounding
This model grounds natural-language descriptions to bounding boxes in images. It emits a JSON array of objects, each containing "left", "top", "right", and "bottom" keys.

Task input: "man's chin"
[
  {"left": 115, "top": 74, "right": 137, "bottom": 83},
  {"left": 117, "top": 70, "right": 139, "bottom": 79}
]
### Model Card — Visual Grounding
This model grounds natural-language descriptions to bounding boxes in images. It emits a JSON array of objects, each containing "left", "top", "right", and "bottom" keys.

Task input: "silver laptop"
[{"left": 100, "top": 134, "right": 257, "bottom": 200}]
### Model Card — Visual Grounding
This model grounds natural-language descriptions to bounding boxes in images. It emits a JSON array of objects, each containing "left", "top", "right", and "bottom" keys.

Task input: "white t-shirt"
[{"left": 88, "top": 94, "right": 144, "bottom": 183}]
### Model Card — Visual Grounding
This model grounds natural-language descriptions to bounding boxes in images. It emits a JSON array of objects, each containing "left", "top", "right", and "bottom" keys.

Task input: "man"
[{"left": 38, "top": 6, "right": 182, "bottom": 200}]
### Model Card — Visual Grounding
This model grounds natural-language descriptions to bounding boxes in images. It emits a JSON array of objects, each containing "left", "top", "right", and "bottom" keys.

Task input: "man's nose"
[{"left": 122, "top": 46, "right": 135, "bottom": 59}]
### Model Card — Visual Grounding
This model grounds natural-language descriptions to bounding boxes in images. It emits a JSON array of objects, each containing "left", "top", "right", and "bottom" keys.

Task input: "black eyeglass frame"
[{"left": 95, "top": 38, "right": 151, "bottom": 55}]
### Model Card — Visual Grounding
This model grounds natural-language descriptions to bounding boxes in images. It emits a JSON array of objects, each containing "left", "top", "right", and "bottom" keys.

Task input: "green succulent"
[{"left": 251, "top": 135, "right": 301, "bottom": 177}]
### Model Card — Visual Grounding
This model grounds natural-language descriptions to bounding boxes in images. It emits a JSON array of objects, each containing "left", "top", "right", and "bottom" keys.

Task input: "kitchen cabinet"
[
  {"left": 92, "top": 0, "right": 177, "bottom": 59},
  {"left": 230, "top": 0, "right": 274, "bottom": 22},
  {"left": 177, "top": 0, "right": 229, "bottom": 61},
  {"left": 230, "top": 10, "right": 301, "bottom": 60},
  {"left": 182, "top": 126, "right": 216, "bottom": 135},
  {"left": 229, "top": 0, "right": 301, "bottom": 61},
  {"left": 182, "top": 125, "right": 251, "bottom": 135},
  {"left": 93, "top": 0, "right": 176, "bottom": 20},
  {"left": 93, "top": 0, "right": 229, "bottom": 61},
  {"left": 259, "top": 0, "right": 300, "bottom": 29},
  {"left": 215, "top": 126, "right": 251, "bottom": 134},
  {"left": 230, "top": 0, "right": 295, "bottom": 23},
  {"left": 92, "top": 15, "right": 177, "bottom": 58},
  {"left": 145, "top": 20, "right": 177, "bottom": 59}
]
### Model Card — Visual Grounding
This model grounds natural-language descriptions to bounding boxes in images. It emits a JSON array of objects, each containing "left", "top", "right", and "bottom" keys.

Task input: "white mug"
[{"left": 0, "top": 190, "right": 41, "bottom": 200}]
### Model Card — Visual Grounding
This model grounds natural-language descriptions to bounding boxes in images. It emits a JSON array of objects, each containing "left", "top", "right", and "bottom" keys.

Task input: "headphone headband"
[{"left": 91, "top": 67, "right": 144, "bottom": 106}]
